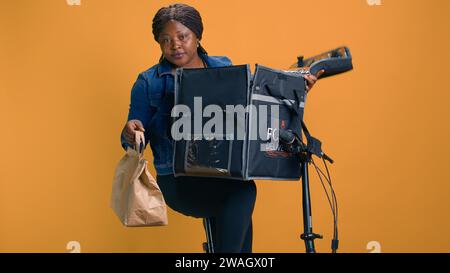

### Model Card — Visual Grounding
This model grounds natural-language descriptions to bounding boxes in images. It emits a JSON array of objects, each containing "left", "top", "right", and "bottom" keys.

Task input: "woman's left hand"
[{"left": 304, "top": 69, "right": 325, "bottom": 93}]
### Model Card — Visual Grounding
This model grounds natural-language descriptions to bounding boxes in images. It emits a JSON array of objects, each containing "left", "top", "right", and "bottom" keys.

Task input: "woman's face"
[{"left": 158, "top": 20, "right": 200, "bottom": 68}]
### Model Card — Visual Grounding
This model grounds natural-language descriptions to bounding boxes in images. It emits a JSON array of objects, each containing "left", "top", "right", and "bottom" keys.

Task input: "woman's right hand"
[{"left": 123, "top": 119, "right": 145, "bottom": 146}]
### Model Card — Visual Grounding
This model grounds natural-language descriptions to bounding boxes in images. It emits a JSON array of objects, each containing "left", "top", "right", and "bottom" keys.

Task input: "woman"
[{"left": 121, "top": 3, "right": 321, "bottom": 253}]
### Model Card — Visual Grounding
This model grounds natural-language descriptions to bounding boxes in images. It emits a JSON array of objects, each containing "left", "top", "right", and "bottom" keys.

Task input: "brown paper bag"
[{"left": 110, "top": 131, "right": 168, "bottom": 227}]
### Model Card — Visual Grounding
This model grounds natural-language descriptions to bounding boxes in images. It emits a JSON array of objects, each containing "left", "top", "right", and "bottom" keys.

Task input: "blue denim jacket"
[{"left": 121, "top": 53, "right": 233, "bottom": 175}]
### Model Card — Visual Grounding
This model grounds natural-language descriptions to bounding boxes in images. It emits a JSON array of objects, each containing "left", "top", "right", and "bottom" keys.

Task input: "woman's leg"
[
  {"left": 241, "top": 219, "right": 253, "bottom": 253},
  {"left": 156, "top": 174, "right": 257, "bottom": 252},
  {"left": 213, "top": 180, "right": 256, "bottom": 253}
]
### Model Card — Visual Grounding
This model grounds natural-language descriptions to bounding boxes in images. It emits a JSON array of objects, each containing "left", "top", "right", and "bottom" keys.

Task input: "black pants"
[{"left": 156, "top": 174, "right": 257, "bottom": 253}]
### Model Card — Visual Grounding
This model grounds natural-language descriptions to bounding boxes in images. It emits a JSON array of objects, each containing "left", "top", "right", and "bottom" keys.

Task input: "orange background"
[{"left": 1, "top": 0, "right": 450, "bottom": 253}]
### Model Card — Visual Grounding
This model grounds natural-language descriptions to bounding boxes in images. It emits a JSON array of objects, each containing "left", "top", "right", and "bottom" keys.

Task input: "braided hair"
[{"left": 152, "top": 3, "right": 208, "bottom": 62}]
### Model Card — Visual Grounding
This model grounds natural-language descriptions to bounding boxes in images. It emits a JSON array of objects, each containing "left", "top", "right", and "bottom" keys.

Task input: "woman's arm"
[{"left": 121, "top": 74, "right": 152, "bottom": 150}]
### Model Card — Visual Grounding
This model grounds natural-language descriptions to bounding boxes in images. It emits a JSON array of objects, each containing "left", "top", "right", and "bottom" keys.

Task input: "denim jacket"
[{"left": 121, "top": 53, "right": 233, "bottom": 175}]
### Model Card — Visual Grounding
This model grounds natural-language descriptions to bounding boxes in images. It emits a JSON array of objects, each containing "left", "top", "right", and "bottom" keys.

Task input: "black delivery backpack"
[{"left": 172, "top": 64, "right": 307, "bottom": 181}]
